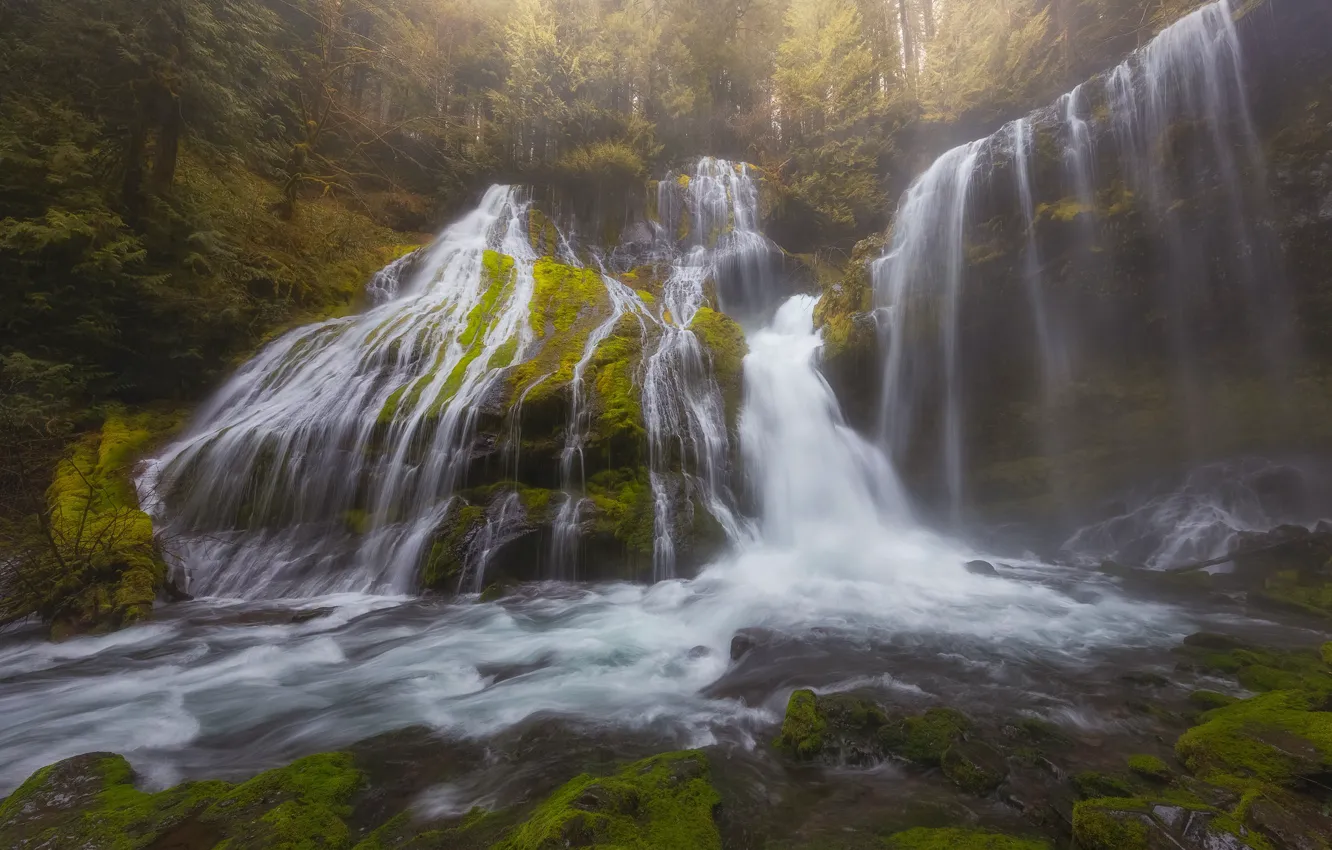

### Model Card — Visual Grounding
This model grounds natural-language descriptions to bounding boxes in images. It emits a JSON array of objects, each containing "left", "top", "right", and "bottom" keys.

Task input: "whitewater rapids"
[{"left": 0, "top": 295, "right": 1182, "bottom": 795}]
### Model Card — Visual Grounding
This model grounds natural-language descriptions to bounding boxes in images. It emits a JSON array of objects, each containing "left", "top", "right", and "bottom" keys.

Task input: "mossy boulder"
[
  {"left": 491, "top": 751, "right": 720, "bottom": 850},
  {"left": 1126, "top": 755, "right": 1172, "bottom": 782},
  {"left": 0, "top": 751, "right": 360, "bottom": 850},
  {"left": 773, "top": 689, "right": 829, "bottom": 759},
  {"left": 879, "top": 707, "right": 972, "bottom": 767},
  {"left": 772, "top": 689, "right": 891, "bottom": 765},
  {"left": 0, "top": 745, "right": 722, "bottom": 850},
  {"left": 884, "top": 827, "right": 1051, "bottom": 850},
  {"left": 1174, "top": 690, "right": 1332, "bottom": 785},
  {"left": 687, "top": 306, "right": 748, "bottom": 427},
  {"left": 29, "top": 408, "right": 182, "bottom": 639},
  {"left": 812, "top": 236, "right": 882, "bottom": 434}
]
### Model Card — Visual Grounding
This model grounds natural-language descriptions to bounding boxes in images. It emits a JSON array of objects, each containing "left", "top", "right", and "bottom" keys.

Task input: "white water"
[
  {"left": 141, "top": 186, "right": 543, "bottom": 598},
  {"left": 873, "top": 0, "right": 1287, "bottom": 522},
  {"left": 0, "top": 294, "right": 1182, "bottom": 795}
]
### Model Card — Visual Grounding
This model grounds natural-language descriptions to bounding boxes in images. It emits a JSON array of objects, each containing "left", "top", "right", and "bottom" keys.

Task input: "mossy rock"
[
  {"left": 772, "top": 689, "right": 890, "bottom": 765},
  {"left": 773, "top": 689, "right": 828, "bottom": 760},
  {"left": 0, "top": 751, "right": 360, "bottom": 850},
  {"left": 39, "top": 407, "right": 181, "bottom": 638},
  {"left": 490, "top": 751, "right": 720, "bottom": 850},
  {"left": 687, "top": 306, "right": 748, "bottom": 427},
  {"left": 1071, "top": 798, "right": 1154, "bottom": 850},
  {"left": 1073, "top": 771, "right": 1137, "bottom": 800},
  {"left": 941, "top": 740, "right": 1007, "bottom": 795},
  {"left": 884, "top": 827, "right": 1051, "bottom": 850},
  {"left": 1174, "top": 689, "right": 1332, "bottom": 785},
  {"left": 1126, "top": 755, "right": 1172, "bottom": 782},
  {"left": 880, "top": 708, "right": 971, "bottom": 767}
]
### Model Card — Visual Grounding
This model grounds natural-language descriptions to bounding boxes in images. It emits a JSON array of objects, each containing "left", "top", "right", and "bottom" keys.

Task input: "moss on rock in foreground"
[{"left": 0, "top": 747, "right": 721, "bottom": 850}]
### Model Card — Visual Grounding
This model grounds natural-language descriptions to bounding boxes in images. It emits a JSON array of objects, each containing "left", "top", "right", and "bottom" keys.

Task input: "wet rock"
[
  {"left": 880, "top": 708, "right": 970, "bottom": 766},
  {"left": 1072, "top": 771, "right": 1135, "bottom": 800},
  {"left": 1246, "top": 797, "right": 1332, "bottom": 850},
  {"left": 965, "top": 559, "right": 999, "bottom": 577},
  {"left": 688, "top": 645, "right": 712, "bottom": 660},
  {"left": 941, "top": 740, "right": 1007, "bottom": 795},
  {"left": 0, "top": 753, "right": 114, "bottom": 840},
  {"left": 1126, "top": 754, "right": 1171, "bottom": 782},
  {"left": 772, "top": 689, "right": 888, "bottom": 765},
  {"left": 729, "top": 628, "right": 770, "bottom": 661},
  {"left": 290, "top": 607, "right": 333, "bottom": 624}
]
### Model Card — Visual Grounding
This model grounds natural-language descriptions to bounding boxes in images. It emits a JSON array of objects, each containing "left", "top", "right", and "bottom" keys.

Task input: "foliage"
[{"left": 0, "top": 405, "right": 181, "bottom": 637}]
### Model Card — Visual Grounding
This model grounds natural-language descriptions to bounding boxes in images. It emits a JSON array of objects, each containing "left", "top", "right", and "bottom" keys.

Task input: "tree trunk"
[
  {"left": 920, "top": 0, "right": 935, "bottom": 41},
  {"left": 122, "top": 119, "right": 147, "bottom": 222},
  {"left": 899, "top": 0, "right": 917, "bottom": 82},
  {"left": 151, "top": 99, "right": 181, "bottom": 193}
]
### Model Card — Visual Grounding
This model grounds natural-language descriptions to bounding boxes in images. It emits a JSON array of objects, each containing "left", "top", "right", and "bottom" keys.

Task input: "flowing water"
[
  {"left": 0, "top": 0, "right": 1315, "bottom": 802},
  {"left": 0, "top": 293, "right": 1185, "bottom": 795},
  {"left": 873, "top": 0, "right": 1289, "bottom": 525}
]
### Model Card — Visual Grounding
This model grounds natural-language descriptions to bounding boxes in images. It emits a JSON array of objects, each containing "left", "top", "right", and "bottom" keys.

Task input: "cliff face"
[{"left": 813, "top": 0, "right": 1332, "bottom": 534}]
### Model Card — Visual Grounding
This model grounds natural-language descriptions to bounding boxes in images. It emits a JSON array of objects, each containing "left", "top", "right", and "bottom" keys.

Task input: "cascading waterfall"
[
  {"left": 142, "top": 157, "right": 774, "bottom": 594},
  {"left": 874, "top": 0, "right": 1289, "bottom": 527},
  {"left": 142, "top": 187, "right": 541, "bottom": 597},
  {"left": 640, "top": 159, "right": 760, "bottom": 579},
  {"left": 876, "top": 140, "right": 986, "bottom": 523},
  {"left": 549, "top": 274, "right": 646, "bottom": 576}
]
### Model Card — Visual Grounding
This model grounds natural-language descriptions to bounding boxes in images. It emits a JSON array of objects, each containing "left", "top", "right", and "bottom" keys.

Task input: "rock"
[
  {"left": 941, "top": 740, "right": 1007, "bottom": 795},
  {"left": 772, "top": 688, "right": 889, "bottom": 765},
  {"left": 1126, "top": 754, "right": 1172, "bottom": 782},
  {"left": 729, "top": 628, "right": 768, "bottom": 661},
  {"left": 290, "top": 607, "right": 333, "bottom": 624},
  {"left": 1246, "top": 797, "right": 1332, "bottom": 850},
  {"left": 880, "top": 707, "right": 970, "bottom": 766},
  {"left": 688, "top": 645, "right": 712, "bottom": 660},
  {"left": 965, "top": 559, "right": 999, "bottom": 576}
]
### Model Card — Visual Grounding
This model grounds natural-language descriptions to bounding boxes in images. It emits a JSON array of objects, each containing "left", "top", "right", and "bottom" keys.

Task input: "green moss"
[
  {"left": 421, "top": 503, "right": 486, "bottom": 589},
  {"left": 688, "top": 307, "right": 747, "bottom": 423},
  {"left": 1178, "top": 637, "right": 1332, "bottom": 699},
  {"left": 1036, "top": 196, "right": 1095, "bottom": 223},
  {"left": 774, "top": 689, "right": 827, "bottom": 759},
  {"left": 1174, "top": 689, "right": 1332, "bottom": 785},
  {"left": 38, "top": 407, "right": 181, "bottom": 637},
  {"left": 1074, "top": 772, "right": 1136, "bottom": 800},
  {"left": 488, "top": 337, "right": 519, "bottom": 369},
  {"left": 508, "top": 258, "right": 615, "bottom": 416},
  {"left": 527, "top": 208, "right": 560, "bottom": 256},
  {"left": 880, "top": 708, "right": 970, "bottom": 766},
  {"left": 528, "top": 257, "right": 605, "bottom": 337},
  {"left": 883, "top": 827, "right": 1051, "bottom": 850},
  {"left": 517, "top": 486, "right": 554, "bottom": 522},
  {"left": 491, "top": 751, "right": 720, "bottom": 850},
  {"left": 1071, "top": 798, "right": 1151, "bottom": 850},
  {"left": 586, "top": 467, "right": 655, "bottom": 557},
  {"left": 200, "top": 753, "right": 363, "bottom": 850},
  {"left": 0, "top": 754, "right": 229, "bottom": 849},
  {"left": 1189, "top": 690, "right": 1240, "bottom": 711},
  {"left": 1126, "top": 755, "right": 1171, "bottom": 781},
  {"left": 1323, "top": 642, "right": 1332, "bottom": 665},
  {"left": 377, "top": 385, "right": 408, "bottom": 427},
  {"left": 590, "top": 320, "right": 648, "bottom": 446},
  {"left": 940, "top": 744, "right": 1005, "bottom": 795},
  {"left": 341, "top": 510, "right": 371, "bottom": 535}
]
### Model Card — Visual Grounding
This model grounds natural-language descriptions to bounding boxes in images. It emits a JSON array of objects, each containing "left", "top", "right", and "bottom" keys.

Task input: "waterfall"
[
  {"left": 876, "top": 140, "right": 986, "bottom": 523},
  {"left": 873, "top": 0, "right": 1288, "bottom": 524},
  {"left": 142, "top": 187, "right": 541, "bottom": 598},
  {"left": 744, "top": 296, "right": 910, "bottom": 540},
  {"left": 142, "top": 157, "right": 775, "bottom": 595},
  {"left": 640, "top": 158, "right": 760, "bottom": 579}
]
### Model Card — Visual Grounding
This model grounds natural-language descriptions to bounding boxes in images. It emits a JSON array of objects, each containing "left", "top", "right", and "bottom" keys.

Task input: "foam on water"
[{"left": 0, "top": 296, "right": 1183, "bottom": 794}]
